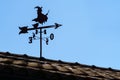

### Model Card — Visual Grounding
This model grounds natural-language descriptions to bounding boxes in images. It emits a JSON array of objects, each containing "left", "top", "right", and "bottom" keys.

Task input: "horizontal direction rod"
[{"left": 28, "top": 23, "right": 62, "bottom": 31}]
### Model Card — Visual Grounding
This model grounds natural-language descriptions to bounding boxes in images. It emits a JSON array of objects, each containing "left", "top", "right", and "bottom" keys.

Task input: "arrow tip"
[{"left": 54, "top": 23, "right": 62, "bottom": 29}]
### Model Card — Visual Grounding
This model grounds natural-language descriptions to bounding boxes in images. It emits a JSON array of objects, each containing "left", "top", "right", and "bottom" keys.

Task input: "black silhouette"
[
  {"left": 19, "top": 6, "right": 62, "bottom": 59},
  {"left": 19, "top": 26, "right": 28, "bottom": 34},
  {"left": 32, "top": 6, "right": 49, "bottom": 24},
  {"left": 32, "top": 23, "right": 39, "bottom": 29},
  {"left": 50, "top": 33, "right": 54, "bottom": 40},
  {"left": 46, "top": 38, "right": 49, "bottom": 45},
  {"left": 29, "top": 37, "right": 32, "bottom": 43},
  {"left": 43, "top": 30, "right": 47, "bottom": 34},
  {"left": 32, "top": 23, "right": 39, "bottom": 34},
  {"left": 32, "top": 33, "right": 36, "bottom": 39}
]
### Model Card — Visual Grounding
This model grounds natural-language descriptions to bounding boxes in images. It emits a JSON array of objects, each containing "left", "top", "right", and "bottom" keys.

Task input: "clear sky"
[{"left": 0, "top": 0, "right": 120, "bottom": 69}]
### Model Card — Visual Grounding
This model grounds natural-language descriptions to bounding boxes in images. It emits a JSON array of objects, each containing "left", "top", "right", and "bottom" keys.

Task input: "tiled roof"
[{"left": 0, "top": 52, "right": 120, "bottom": 80}]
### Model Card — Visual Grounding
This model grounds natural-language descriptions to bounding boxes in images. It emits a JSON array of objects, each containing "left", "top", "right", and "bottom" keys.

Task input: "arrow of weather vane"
[{"left": 19, "top": 6, "right": 62, "bottom": 59}]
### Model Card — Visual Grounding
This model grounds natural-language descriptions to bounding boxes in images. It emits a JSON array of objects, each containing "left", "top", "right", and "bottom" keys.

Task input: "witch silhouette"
[{"left": 32, "top": 6, "right": 49, "bottom": 25}]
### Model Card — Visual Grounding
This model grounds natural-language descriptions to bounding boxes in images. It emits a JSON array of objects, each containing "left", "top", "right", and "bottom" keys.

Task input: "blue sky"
[{"left": 0, "top": 0, "right": 120, "bottom": 69}]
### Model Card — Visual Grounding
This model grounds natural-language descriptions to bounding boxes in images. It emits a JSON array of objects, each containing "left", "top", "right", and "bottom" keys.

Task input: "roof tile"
[
  {"left": 13, "top": 60, "right": 27, "bottom": 66},
  {"left": 27, "top": 62, "right": 39, "bottom": 68},
  {"left": 0, "top": 58, "right": 13, "bottom": 64},
  {"left": 42, "top": 63, "right": 54, "bottom": 70}
]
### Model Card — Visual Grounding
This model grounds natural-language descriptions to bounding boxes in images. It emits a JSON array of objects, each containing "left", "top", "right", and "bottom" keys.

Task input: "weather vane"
[{"left": 19, "top": 6, "right": 62, "bottom": 59}]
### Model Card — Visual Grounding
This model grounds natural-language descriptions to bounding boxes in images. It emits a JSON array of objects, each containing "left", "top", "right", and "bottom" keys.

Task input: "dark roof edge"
[{"left": 0, "top": 51, "right": 120, "bottom": 72}]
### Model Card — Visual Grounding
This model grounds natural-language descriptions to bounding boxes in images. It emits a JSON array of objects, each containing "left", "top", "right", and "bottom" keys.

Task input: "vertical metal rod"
[{"left": 40, "top": 28, "right": 42, "bottom": 59}]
